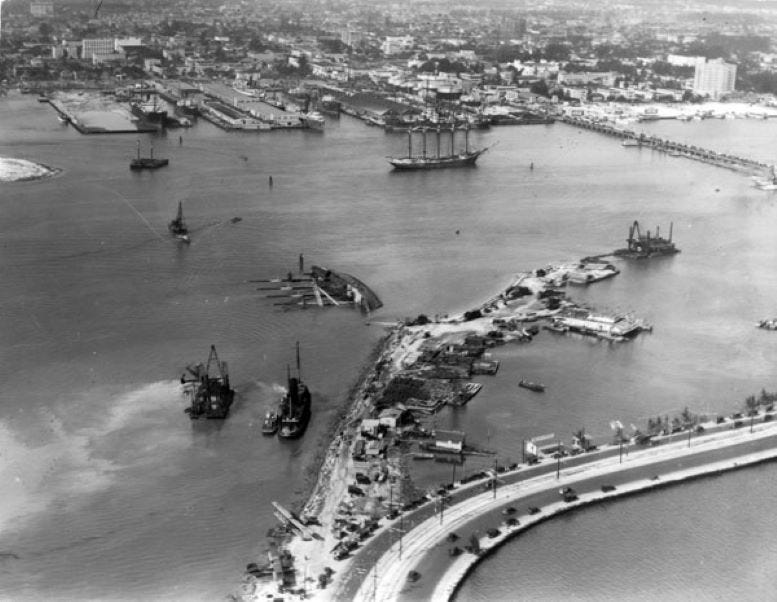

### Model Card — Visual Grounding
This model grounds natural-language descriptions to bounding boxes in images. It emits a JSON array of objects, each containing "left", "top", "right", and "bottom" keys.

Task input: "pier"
[{"left": 560, "top": 115, "right": 770, "bottom": 175}]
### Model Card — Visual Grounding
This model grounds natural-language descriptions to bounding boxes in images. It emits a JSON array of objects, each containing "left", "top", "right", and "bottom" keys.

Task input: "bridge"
[{"left": 560, "top": 115, "right": 771, "bottom": 176}]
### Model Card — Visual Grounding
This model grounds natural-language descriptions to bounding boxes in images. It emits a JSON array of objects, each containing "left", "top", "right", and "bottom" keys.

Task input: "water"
[
  {"left": 455, "top": 462, "right": 777, "bottom": 601},
  {"left": 1, "top": 94, "right": 776, "bottom": 599}
]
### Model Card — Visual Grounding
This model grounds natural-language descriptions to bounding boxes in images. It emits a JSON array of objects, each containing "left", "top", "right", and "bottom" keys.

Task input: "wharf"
[
  {"left": 47, "top": 97, "right": 158, "bottom": 134},
  {"left": 560, "top": 115, "right": 770, "bottom": 174}
]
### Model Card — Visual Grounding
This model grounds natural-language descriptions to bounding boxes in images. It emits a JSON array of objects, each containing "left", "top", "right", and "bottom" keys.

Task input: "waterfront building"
[
  {"left": 435, "top": 430, "right": 465, "bottom": 453},
  {"left": 81, "top": 38, "right": 115, "bottom": 61},
  {"left": 693, "top": 58, "right": 737, "bottom": 99}
]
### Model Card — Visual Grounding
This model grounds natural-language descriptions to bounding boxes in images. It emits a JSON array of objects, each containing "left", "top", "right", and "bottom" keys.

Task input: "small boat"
[
  {"left": 412, "top": 452, "right": 435, "bottom": 460},
  {"left": 519, "top": 379, "right": 545, "bottom": 393},
  {"left": 758, "top": 319, "right": 777, "bottom": 330},
  {"left": 302, "top": 111, "right": 325, "bottom": 131},
  {"left": 57, "top": 114, "right": 69, "bottom": 125},
  {"left": 130, "top": 140, "right": 168, "bottom": 170},
  {"left": 262, "top": 411, "right": 279, "bottom": 435},
  {"left": 168, "top": 201, "right": 190, "bottom": 242}
]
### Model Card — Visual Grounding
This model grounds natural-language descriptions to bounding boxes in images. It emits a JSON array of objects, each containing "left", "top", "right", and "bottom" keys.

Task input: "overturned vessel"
[{"left": 181, "top": 345, "right": 234, "bottom": 419}]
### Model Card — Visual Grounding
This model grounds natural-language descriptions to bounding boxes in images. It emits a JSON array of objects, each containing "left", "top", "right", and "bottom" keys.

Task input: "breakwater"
[{"left": 561, "top": 115, "right": 771, "bottom": 174}]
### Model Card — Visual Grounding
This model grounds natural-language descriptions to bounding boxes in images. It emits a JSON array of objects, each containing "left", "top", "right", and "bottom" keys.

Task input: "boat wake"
[
  {"left": 0, "top": 380, "right": 185, "bottom": 535},
  {"left": 0, "top": 156, "right": 60, "bottom": 182}
]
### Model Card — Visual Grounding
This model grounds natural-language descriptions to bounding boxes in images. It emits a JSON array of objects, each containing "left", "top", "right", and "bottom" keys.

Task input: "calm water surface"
[{"left": 1, "top": 94, "right": 776, "bottom": 599}]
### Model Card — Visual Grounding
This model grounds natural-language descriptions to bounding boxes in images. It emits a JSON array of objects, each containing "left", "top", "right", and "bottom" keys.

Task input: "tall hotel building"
[{"left": 693, "top": 58, "right": 737, "bottom": 99}]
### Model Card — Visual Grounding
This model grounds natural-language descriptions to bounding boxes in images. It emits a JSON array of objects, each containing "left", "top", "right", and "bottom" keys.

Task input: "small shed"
[{"left": 435, "top": 430, "right": 465, "bottom": 453}]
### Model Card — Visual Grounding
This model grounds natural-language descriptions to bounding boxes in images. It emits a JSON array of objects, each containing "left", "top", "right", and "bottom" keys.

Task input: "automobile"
[
  {"left": 528, "top": 506, "right": 541, "bottom": 515},
  {"left": 601, "top": 484, "right": 616, "bottom": 492},
  {"left": 650, "top": 475, "right": 660, "bottom": 481},
  {"left": 506, "top": 517, "right": 519, "bottom": 527},
  {"left": 447, "top": 532, "right": 459, "bottom": 542},
  {"left": 354, "top": 473, "right": 371, "bottom": 485},
  {"left": 449, "top": 546, "right": 462, "bottom": 557},
  {"left": 407, "top": 570, "right": 421, "bottom": 582},
  {"left": 502, "top": 506, "right": 516, "bottom": 515},
  {"left": 560, "top": 486, "right": 578, "bottom": 502},
  {"left": 347, "top": 485, "right": 364, "bottom": 496},
  {"left": 487, "top": 528, "right": 501, "bottom": 538},
  {"left": 695, "top": 425, "right": 706, "bottom": 433}
]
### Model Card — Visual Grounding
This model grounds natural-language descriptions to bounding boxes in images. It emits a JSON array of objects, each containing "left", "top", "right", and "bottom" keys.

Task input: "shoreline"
[
  {"left": 444, "top": 444, "right": 777, "bottom": 602},
  {"left": 357, "top": 422, "right": 777, "bottom": 601},
  {"left": 239, "top": 259, "right": 649, "bottom": 601},
  {"left": 297, "top": 330, "right": 396, "bottom": 518}
]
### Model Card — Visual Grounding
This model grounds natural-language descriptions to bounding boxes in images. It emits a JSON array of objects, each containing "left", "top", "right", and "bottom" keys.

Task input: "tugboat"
[
  {"left": 168, "top": 201, "right": 190, "bottom": 243},
  {"left": 181, "top": 345, "right": 234, "bottom": 419},
  {"left": 519, "top": 379, "right": 545, "bottom": 393},
  {"left": 278, "top": 342, "right": 311, "bottom": 439},
  {"left": 130, "top": 140, "right": 168, "bottom": 170},
  {"left": 262, "top": 410, "right": 279, "bottom": 435},
  {"left": 388, "top": 126, "right": 488, "bottom": 170}
]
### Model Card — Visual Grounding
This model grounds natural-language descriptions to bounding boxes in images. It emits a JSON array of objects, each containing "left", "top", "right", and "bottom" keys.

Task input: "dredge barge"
[
  {"left": 614, "top": 221, "right": 679, "bottom": 258},
  {"left": 181, "top": 345, "right": 234, "bottom": 419}
]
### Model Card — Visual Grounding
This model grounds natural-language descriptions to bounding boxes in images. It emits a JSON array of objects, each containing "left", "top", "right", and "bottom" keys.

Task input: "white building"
[
  {"left": 693, "top": 59, "right": 737, "bottom": 99},
  {"left": 667, "top": 54, "right": 705, "bottom": 68},
  {"left": 81, "top": 38, "right": 115, "bottom": 61},
  {"left": 381, "top": 36, "right": 414, "bottom": 56},
  {"left": 30, "top": 1, "right": 54, "bottom": 17}
]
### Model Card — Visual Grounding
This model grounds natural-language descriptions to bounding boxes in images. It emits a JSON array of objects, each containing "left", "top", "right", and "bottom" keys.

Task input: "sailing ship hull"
[
  {"left": 388, "top": 149, "right": 484, "bottom": 170},
  {"left": 130, "top": 158, "right": 169, "bottom": 170}
]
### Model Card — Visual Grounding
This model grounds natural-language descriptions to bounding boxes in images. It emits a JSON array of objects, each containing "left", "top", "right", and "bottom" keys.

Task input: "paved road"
[{"left": 333, "top": 418, "right": 775, "bottom": 600}]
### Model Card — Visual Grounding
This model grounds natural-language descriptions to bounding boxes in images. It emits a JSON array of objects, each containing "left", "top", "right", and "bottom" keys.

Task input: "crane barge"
[
  {"left": 181, "top": 345, "right": 234, "bottom": 419},
  {"left": 614, "top": 220, "right": 679, "bottom": 258}
]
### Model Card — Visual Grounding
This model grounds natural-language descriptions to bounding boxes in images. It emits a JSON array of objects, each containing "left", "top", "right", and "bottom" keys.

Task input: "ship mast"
[{"left": 296, "top": 341, "right": 302, "bottom": 381}]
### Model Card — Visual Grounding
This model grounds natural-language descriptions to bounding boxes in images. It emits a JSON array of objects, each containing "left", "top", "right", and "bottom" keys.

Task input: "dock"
[
  {"left": 560, "top": 115, "right": 770, "bottom": 175},
  {"left": 271, "top": 501, "right": 314, "bottom": 541}
]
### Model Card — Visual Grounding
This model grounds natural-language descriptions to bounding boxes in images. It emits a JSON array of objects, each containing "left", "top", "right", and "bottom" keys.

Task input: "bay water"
[{"left": 1, "top": 94, "right": 776, "bottom": 599}]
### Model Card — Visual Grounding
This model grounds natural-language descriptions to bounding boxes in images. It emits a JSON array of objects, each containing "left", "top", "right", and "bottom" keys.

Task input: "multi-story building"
[
  {"left": 30, "top": 1, "right": 54, "bottom": 17},
  {"left": 380, "top": 36, "right": 414, "bottom": 56},
  {"left": 82, "top": 38, "right": 115, "bottom": 61},
  {"left": 693, "top": 58, "right": 737, "bottom": 99}
]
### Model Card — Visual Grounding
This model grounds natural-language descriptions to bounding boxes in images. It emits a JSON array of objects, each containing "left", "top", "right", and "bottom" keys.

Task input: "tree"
[{"left": 529, "top": 79, "right": 549, "bottom": 97}]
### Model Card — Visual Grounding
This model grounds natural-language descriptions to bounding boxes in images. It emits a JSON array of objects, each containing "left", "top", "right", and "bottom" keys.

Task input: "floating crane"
[
  {"left": 181, "top": 345, "right": 234, "bottom": 419},
  {"left": 616, "top": 220, "right": 680, "bottom": 258}
]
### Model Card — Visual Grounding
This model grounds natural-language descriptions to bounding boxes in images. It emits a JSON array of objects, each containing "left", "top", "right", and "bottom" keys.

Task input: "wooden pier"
[{"left": 560, "top": 115, "right": 770, "bottom": 175}]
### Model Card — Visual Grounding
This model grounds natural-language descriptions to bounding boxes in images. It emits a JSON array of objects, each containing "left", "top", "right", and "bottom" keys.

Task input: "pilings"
[{"left": 560, "top": 115, "right": 770, "bottom": 174}]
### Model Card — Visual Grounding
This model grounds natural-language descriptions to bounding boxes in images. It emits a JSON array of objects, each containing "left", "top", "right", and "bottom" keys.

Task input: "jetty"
[{"left": 560, "top": 114, "right": 770, "bottom": 175}]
